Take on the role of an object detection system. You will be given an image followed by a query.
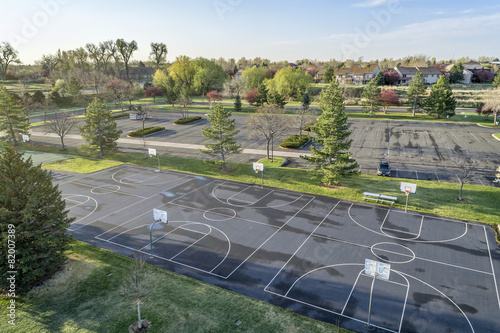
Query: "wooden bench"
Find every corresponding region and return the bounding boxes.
[363,192,397,205]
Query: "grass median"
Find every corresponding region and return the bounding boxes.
[0,241,346,333]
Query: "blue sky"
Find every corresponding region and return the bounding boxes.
[1,0,499,64]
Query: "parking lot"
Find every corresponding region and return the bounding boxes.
[30,111,500,186]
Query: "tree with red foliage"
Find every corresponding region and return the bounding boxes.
[473,70,494,83]
[206,90,222,109]
[267,68,278,78]
[476,103,493,119]
[384,70,400,85]
[245,87,258,105]
[144,86,163,103]
[380,89,400,114]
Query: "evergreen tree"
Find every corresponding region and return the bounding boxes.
[66,76,83,97]
[79,98,122,156]
[254,82,268,107]
[373,70,385,86]
[0,146,74,293]
[406,71,427,116]
[323,66,334,83]
[424,76,456,119]
[234,94,242,112]
[297,92,313,140]
[449,63,465,83]
[0,85,28,146]
[361,79,382,114]
[301,91,311,110]
[199,103,242,171]
[302,78,358,185]
[493,74,500,88]
[267,91,287,108]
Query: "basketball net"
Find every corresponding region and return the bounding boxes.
[404,187,411,195]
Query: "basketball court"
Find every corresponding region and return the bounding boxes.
[56,164,500,333]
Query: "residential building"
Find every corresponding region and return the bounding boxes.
[394,66,442,85]
[332,63,379,85]
[120,67,155,81]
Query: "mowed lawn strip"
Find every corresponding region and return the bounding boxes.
[0,241,347,333]
[43,157,123,173]
[22,144,500,228]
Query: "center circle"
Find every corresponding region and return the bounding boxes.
[91,184,120,194]
[203,207,237,221]
[371,242,416,264]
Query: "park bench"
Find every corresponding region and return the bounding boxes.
[363,192,397,205]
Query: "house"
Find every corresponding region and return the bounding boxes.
[394,66,442,85]
[314,69,325,83]
[444,62,489,72]
[120,67,155,81]
[235,70,243,80]
[333,63,379,85]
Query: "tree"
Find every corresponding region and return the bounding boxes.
[297,92,314,139]
[0,86,28,146]
[267,91,287,108]
[451,153,475,201]
[66,76,83,98]
[199,103,242,171]
[53,79,66,97]
[245,87,258,105]
[0,146,74,294]
[380,89,400,114]
[47,111,76,150]
[144,86,163,103]
[105,78,130,111]
[149,42,167,70]
[242,66,268,89]
[254,83,268,107]
[268,67,312,100]
[373,70,385,86]
[206,90,222,109]
[115,39,138,81]
[484,89,500,126]
[384,70,400,85]
[168,56,196,89]
[0,42,20,80]
[234,94,242,112]
[361,79,382,114]
[223,77,247,98]
[79,98,122,156]
[406,71,427,117]
[40,98,56,122]
[476,103,493,119]
[86,70,109,94]
[424,76,456,119]
[449,63,465,84]
[176,94,193,119]
[473,69,494,83]
[323,66,334,83]
[301,79,358,186]
[193,58,227,95]
[493,74,500,88]
[247,105,290,159]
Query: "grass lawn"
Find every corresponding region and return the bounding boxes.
[493,133,500,140]
[43,157,123,173]
[257,157,286,167]
[0,241,346,333]
[20,144,500,231]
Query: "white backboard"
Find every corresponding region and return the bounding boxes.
[253,162,264,172]
[22,134,30,142]
[365,259,390,281]
[148,148,157,157]
[400,182,417,194]
[153,208,167,223]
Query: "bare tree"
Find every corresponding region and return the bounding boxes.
[223,77,247,98]
[0,42,20,79]
[484,89,500,126]
[116,39,138,81]
[47,112,76,150]
[451,153,475,201]
[149,42,167,71]
[247,105,290,159]
[120,253,151,332]
[40,98,56,122]
[176,95,193,119]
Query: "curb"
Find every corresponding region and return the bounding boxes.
[127,129,167,138]
[279,139,311,150]
[492,134,500,142]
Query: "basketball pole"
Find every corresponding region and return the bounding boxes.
[156,154,161,172]
[261,169,264,188]
[405,191,409,213]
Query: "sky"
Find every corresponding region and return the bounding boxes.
[1,0,500,65]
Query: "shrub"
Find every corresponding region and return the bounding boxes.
[173,116,202,124]
[280,134,311,149]
[128,126,165,137]
[302,120,317,132]
[111,113,130,119]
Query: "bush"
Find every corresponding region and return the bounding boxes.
[111,113,130,119]
[302,120,317,132]
[280,134,311,149]
[128,126,165,137]
[173,116,202,124]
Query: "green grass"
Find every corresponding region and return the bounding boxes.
[0,241,347,333]
[128,126,165,137]
[257,157,286,167]
[172,116,202,124]
[493,133,500,140]
[22,144,500,230]
[43,157,123,173]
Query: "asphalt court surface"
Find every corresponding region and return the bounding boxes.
[57,164,500,333]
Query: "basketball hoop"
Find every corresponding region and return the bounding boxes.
[404,186,411,195]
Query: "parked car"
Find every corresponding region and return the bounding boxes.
[377,161,391,176]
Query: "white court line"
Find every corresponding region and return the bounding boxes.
[264,201,339,290]
[341,270,363,314]
[263,289,398,333]
[70,180,148,199]
[170,226,212,260]
[435,172,440,182]
[469,131,480,142]
[137,223,210,252]
[168,180,218,205]
[227,196,316,279]
[54,163,125,187]
[415,170,418,180]
[475,175,485,186]
[382,226,419,236]
[226,185,252,202]
[93,176,196,239]
[484,226,500,312]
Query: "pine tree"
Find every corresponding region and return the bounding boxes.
[323,66,334,83]
[406,71,427,116]
[254,83,268,107]
[199,103,242,171]
[361,79,382,115]
[424,76,456,119]
[493,74,500,88]
[0,85,29,146]
[79,97,122,156]
[449,63,465,83]
[234,94,242,112]
[267,91,287,108]
[301,91,311,109]
[0,146,74,293]
[373,70,385,86]
[302,78,358,186]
